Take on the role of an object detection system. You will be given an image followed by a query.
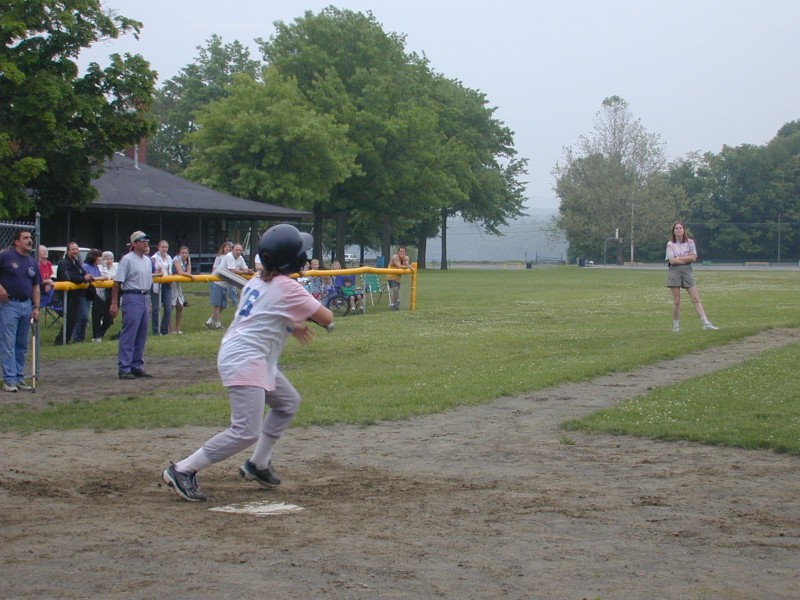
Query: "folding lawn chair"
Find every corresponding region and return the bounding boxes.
[361,273,386,307]
[43,291,64,330]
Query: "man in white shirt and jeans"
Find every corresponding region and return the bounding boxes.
[222,243,254,305]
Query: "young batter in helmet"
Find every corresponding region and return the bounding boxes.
[163,224,333,501]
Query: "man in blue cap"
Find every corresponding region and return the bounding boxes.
[110,231,154,379]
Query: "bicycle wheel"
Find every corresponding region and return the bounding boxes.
[328,295,350,317]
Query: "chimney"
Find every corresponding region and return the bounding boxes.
[123,139,147,166]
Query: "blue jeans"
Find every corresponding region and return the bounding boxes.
[151,284,172,335]
[72,294,90,342]
[0,299,33,385]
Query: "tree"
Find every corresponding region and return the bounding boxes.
[183,70,358,210]
[260,8,528,265]
[553,96,677,263]
[424,76,527,269]
[1,0,157,218]
[261,8,442,262]
[676,122,800,261]
[148,35,261,173]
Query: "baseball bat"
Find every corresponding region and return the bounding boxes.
[213,267,335,332]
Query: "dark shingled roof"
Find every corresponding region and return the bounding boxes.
[90,154,310,219]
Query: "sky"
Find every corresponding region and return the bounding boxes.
[79,0,800,214]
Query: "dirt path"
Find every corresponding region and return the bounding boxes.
[2,329,800,599]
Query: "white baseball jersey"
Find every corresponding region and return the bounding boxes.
[217,274,321,391]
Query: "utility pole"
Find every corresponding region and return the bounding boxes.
[629,201,635,263]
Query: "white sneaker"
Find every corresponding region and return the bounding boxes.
[205,318,216,330]
[16,381,32,391]
[3,383,18,393]
[703,322,719,330]
[672,324,680,333]
[214,320,223,329]
[92,338,102,343]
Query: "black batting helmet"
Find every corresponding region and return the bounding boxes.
[257,223,313,275]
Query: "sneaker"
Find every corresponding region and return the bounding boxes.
[214,320,223,330]
[16,381,32,391]
[205,318,216,330]
[703,322,719,330]
[672,324,680,333]
[239,460,281,487]
[92,338,102,343]
[3,383,18,393]
[131,370,153,378]
[118,372,136,380]
[162,464,207,502]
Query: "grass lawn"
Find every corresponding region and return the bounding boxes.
[4,267,800,453]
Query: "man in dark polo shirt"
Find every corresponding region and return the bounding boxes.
[0,229,41,392]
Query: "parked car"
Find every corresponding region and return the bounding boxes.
[344,253,357,264]
[48,246,91,278]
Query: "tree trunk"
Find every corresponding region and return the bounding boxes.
[312,203,324,261]
[440,208,449,270]
[336,210,347,263]
[416,232,427,270]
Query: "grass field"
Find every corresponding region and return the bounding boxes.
[5,267,800,453]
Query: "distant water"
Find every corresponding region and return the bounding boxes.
[425,211,567,262]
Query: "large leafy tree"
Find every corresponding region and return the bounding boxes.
[553,96,679,263]
[260,8,528,265]
[674,121,800,261]
[427,76,527,268]
[148,35,261,173]
[1,0,156,218]
[260,7,441,261]
[184,70,358,210]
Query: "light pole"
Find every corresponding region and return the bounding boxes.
[629,201,635,263]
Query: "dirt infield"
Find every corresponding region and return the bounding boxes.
[2,329,800,599]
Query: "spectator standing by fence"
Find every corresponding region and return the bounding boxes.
[0,229,41,392]
[171,246,195,334]
[37,245,55,309]
[55,242,93,344]
[111,231,154,380]
[96,251,118,340]
[207,241,232,330]
[150,240,173,336]
[223,243,254,305]
[387,246,413,311]
[83,249,111,342]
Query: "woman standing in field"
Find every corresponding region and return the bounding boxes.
[665,221,718,333]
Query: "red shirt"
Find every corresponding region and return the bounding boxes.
[39,259,53,282]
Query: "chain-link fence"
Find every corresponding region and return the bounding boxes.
[0,213,39,250]
[0,213,41,384]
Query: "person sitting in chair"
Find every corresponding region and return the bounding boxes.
[338,276,364,314]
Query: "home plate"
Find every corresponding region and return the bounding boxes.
[209,501,304,516]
